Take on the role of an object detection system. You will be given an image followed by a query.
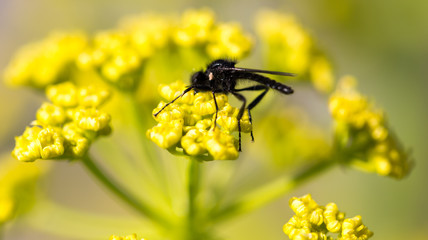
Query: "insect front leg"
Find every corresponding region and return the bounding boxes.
[234,85,269,142]
[154,87,193,117]
[212,91,219,130]
[231,91,247,152]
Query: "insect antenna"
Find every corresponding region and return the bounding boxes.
[154,86,193,117]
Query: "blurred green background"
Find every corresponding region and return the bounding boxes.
[0,0,427,239]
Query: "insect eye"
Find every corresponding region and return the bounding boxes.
[191,71,207,85]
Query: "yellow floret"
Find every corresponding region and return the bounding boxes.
[12,126,42,162]
[3,32,87,88]
[216,103,252,133]
[340,215,373,240]
[36,102,67,126]
[181,128,207,156]
[73,108,111,132]
[174,8,216,46]
[37,127,65,159]
[204,129,239,160]
[46,81,79,107]
[206,23,253,59]
[78,84,111,107]
[146,120,184,149]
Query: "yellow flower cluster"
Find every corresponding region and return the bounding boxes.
[255,10,334,93]
[173,8,253,59]
[4,32,87,88]
[3,9,253,92]
[284,194,373,240]
[12,82,111,162]
[110,233,145,240]
[147,80,252,160]
[329,76,412,179]
[0,155,45,225]
[77,8,251,90]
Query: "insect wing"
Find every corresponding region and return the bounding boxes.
[222,67,296,77]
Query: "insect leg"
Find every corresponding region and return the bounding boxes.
[234,85,268,142]
[154,87,193,117]
[231,92,247,151]
[212,91,219,130]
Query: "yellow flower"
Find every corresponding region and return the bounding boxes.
[38,127,65,159]
[216,103,252,133]
[206,23,253,59]
[36,102,67,126]
[158,81,195,104]
[12,126,65,161]
[173,8,216,46]
[340,216,373,240]
[73,108,111,132]
[62,123,91,157]
[147,80,246,160]
[329,76,412,179]
[12,126,43,162]
[181,128,208,156]
[204,128,239,160]
[192,92,228,116]
[77,31,142,90]
[324,203,345,233]
[12,81,112,162]
[289,194,320,220]
[78,84,111,107]
[255,10,334,93]
[284,194,373,240]
[46,81,79,107]
[146,120,184,149]
[119,13,171,56]
[3,32,87,88]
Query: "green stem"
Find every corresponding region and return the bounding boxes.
[81,154,171,227]
[211,159,335,222]
[186,158,201,239]
[188,158,200,221]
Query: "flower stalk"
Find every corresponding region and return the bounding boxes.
[81,154,172,228]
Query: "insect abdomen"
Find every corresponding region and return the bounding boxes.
[238,72,293,94]
[269,80,293,94]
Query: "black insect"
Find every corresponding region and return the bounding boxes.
[154,59,295,151]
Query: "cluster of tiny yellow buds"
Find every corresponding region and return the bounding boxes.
[119,14,171,54]
[109,233,145,240]
[76,31,142,89]
[173,8,216,46]
[206,23,253,59]
[147,80,251,160]
[173,9,253,59]
[255,10,334,93]
[3,32,87,89]
[12,82,112,162]
[284,194,373,240]
[329,76,412,179]
[0,155,45,225]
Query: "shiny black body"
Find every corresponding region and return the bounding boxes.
[154,59,294,151]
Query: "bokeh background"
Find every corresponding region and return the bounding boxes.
[0,0,427,239]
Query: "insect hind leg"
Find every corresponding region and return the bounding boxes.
[235,85,269,142]
[231,91,247,152]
